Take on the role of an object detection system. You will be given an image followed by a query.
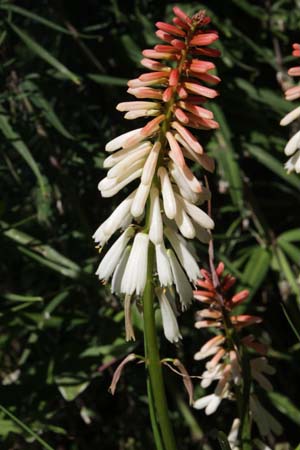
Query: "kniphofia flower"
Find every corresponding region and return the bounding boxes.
[193,263,282,442]
[280,43,300,173]
[94,7,221,341]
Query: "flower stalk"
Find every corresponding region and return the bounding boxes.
[143,242,178,450]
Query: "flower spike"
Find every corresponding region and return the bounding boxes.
[94,6,221,341]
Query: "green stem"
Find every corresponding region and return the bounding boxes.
[143,242,178,450]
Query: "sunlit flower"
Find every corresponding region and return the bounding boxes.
[280,43,300,173]
[94,6,221,340]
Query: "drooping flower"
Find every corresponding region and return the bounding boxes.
[280,43,300,173]
[94,7,221,341]
[193,262,281,443]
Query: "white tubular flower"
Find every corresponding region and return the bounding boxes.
[157,166,177,219]
[156,287,182,343]
[96,227,135,281]
[155,243,173,287]
[165,227,200,282]
[103,141,152,168]
[168,249,193,309]
[121,233,149,296]
[227,418,240,450]
[111,246,131,294]
[174,195,196,239]
[131,183,151,218]
[93,190,136,245]
[149,187,163,244]
[105,128,143,152]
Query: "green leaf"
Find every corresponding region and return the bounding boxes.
[0,105,46,195]
[21,80,74,139]
[241,247,271,297]
[210,104,244,209]
[2,293,43,302]
[9,23,80,84]
[88,73,128,86]
[275,247,300,299]
[278,228,300,243]
[0,404,55,450]
[278,239,300,267]
[246,145,300,191]
[1,4,72,34]
[267,391,300,425]
[216,431,232,450]
[56,376,90,401]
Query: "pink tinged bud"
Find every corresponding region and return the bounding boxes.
[168,249,193,310]
[127,77,168,88]
[140,58,170,72]
[131,183,151,217]
[149,187,163,244]
[103,141,152,168]
[174,107,189,124]
[154,44,179,54]
[124,294,135,341]
[180,196,214,229]
[169,68,179,86]
[189,60,215,73]
[192,47,221,57]
[176,84,188,98]
[124,109,160,120]
[288,66,300,76]
[162,86,174,102]
[201,334,225,354]
[155,30,173,43]
[175,134,215,172]
[139,71,168,81]
[141,114,165,136]
[280,106,300,126]
[292,43,300,56]
[141,141,161,185]
[190,32,218,46]
[173,6,192,25]
[222,275,236,291]
[231,315,263,327]
[165,227,200,282]
[174,196,196,239]
[178,101,213,119]
[285,85,300,101]
[184,82,219,98]
[197,309,222,319]
[171,121,203,154]
[127,87,163,100]
[116,101,160,112]
[231,289,249,305]
[142,49,177,60]
[105,128,142,152]
[121,232,149,296]
[166,131,185,168]
[157,166,177,219]
[109,353,137,395]
[155,21,186,37]
[191,71,221,85]
[206,348,226,369]
[156,287,182,343]
[172,17,189,31]
[171,39,186,50]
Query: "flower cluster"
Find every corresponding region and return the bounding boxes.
[193,263,282,442]
[280,43,300,173]
[94,7,221,341]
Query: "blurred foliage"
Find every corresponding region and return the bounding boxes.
[0,0,300,449]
